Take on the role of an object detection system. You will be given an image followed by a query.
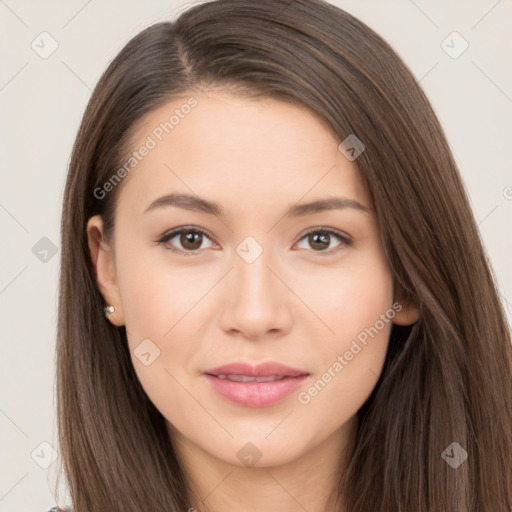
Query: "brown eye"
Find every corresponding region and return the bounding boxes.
[295,229,352,254]
[157,227,215,254]
[308,232,330,251]
[180,231,204,250]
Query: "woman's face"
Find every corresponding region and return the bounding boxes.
[88,90,417,469]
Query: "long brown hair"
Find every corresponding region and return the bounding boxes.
[56,0,512,510]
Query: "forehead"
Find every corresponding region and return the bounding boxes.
[116,91,370,215]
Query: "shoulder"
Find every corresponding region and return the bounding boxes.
[46,507,72,512]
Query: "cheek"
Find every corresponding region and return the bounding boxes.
[293,251,394,412]
[289,249,394,342]
[114,248,203,414]
[115,242,208,342]
[115,243,215,401]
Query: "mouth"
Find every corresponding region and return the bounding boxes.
[213,374,292,382]
[204,362,309,408]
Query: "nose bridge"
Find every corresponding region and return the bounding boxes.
[234,234,278,305]
[220,234,292,338]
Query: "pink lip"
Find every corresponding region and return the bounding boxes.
[204,362,309,408]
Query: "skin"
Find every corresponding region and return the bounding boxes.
[87,90,419,512]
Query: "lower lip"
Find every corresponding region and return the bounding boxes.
[204,374,309,407]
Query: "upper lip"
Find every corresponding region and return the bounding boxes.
[205,362,309,378]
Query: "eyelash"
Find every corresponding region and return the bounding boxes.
[156,226,353,257]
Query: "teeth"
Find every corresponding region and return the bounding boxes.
[215,374,286,382]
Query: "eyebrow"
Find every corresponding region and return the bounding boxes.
[143,193,370,218]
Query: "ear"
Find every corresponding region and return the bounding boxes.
[392,290,420,326]
[86,215,125,327]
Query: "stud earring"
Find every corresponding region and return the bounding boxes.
[104,305,115,316]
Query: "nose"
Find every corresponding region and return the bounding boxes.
[219,242,293,341]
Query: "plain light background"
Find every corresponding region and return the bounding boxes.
[1,0,511,510]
